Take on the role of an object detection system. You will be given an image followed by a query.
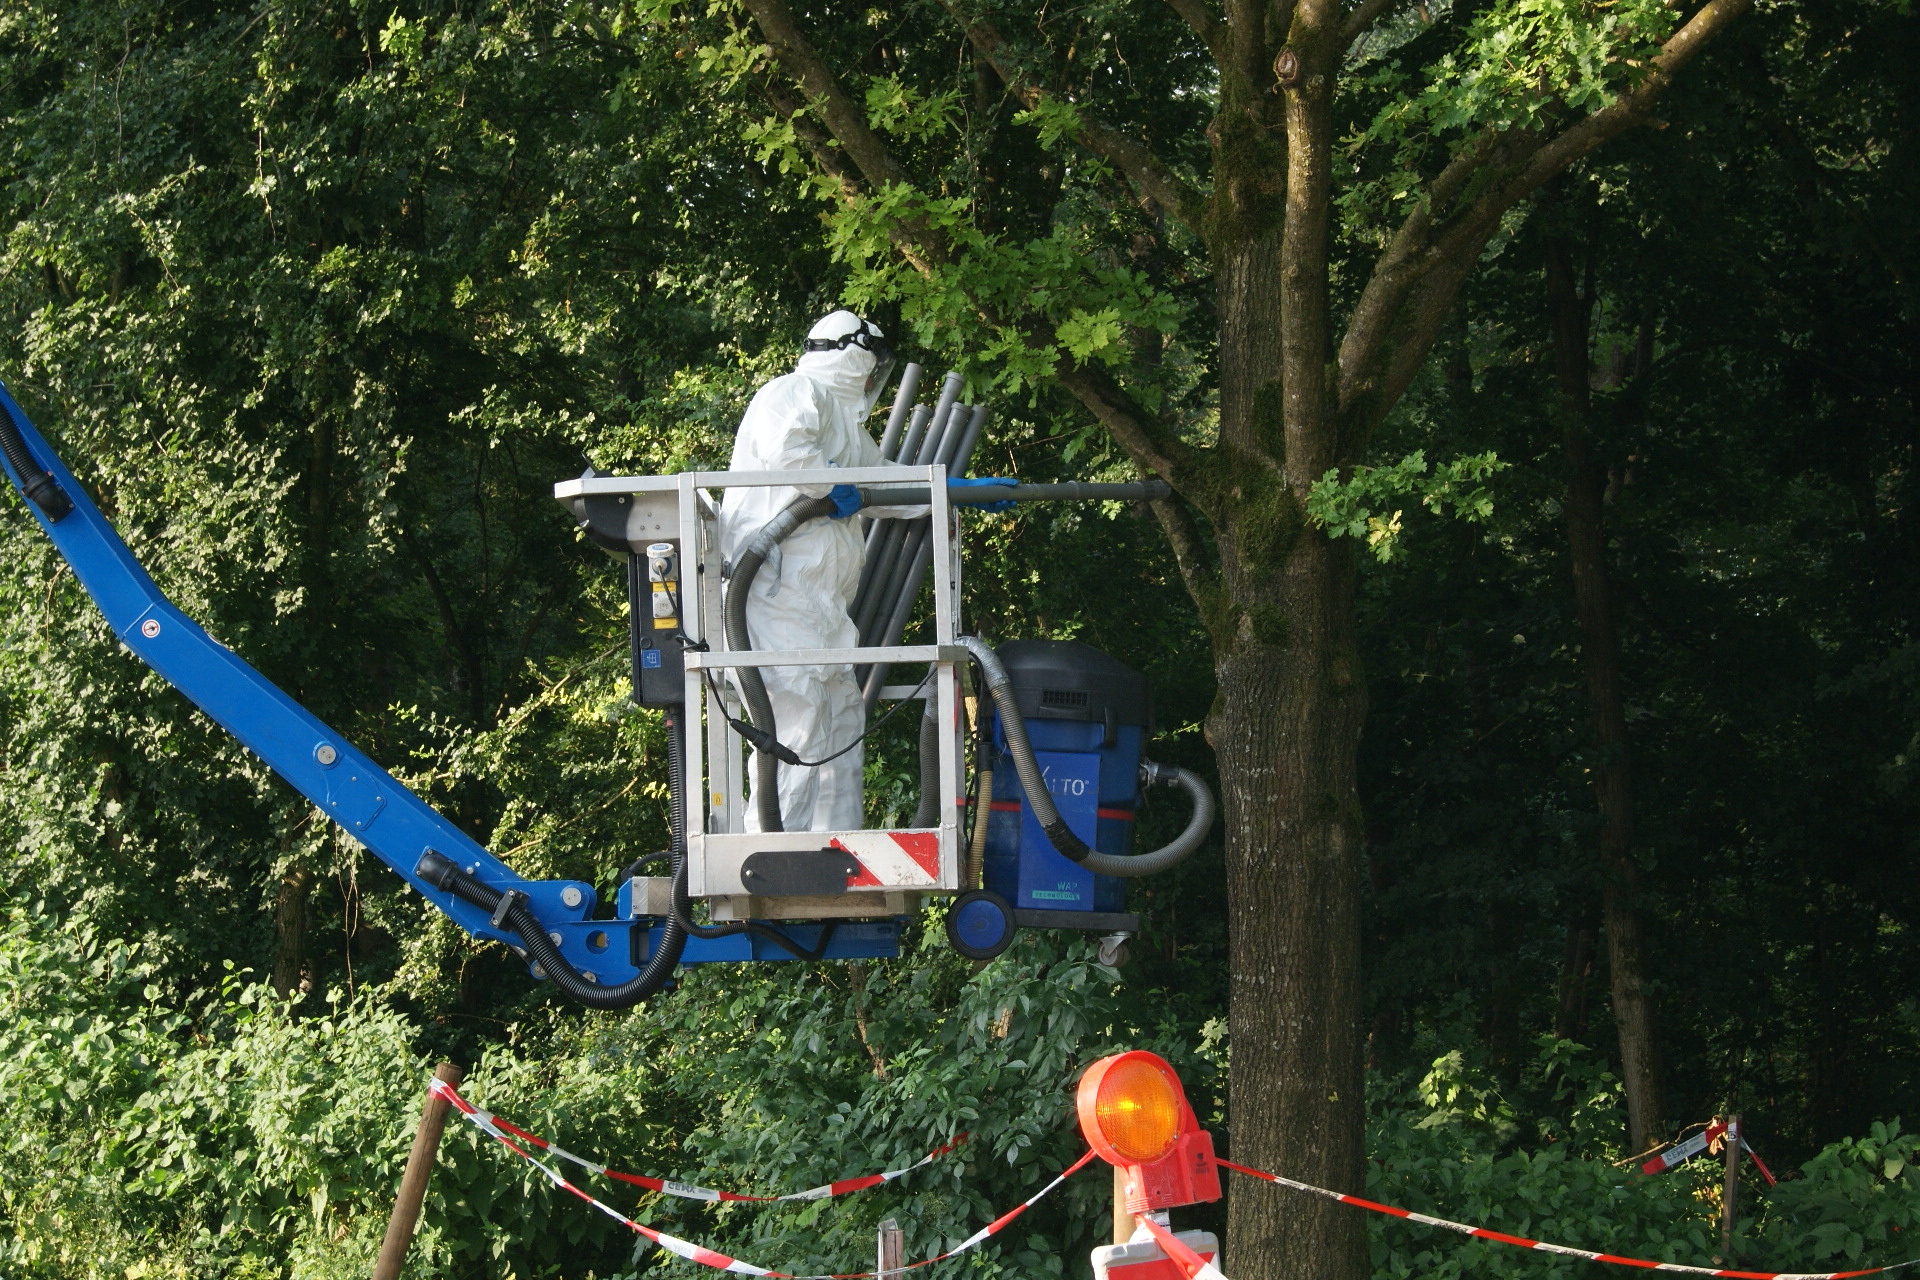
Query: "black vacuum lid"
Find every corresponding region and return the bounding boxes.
[994,639,1152,730]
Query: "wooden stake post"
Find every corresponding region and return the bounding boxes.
[374,1062,463,1280]
[1113,1166,1132,1244]
[1719,1113,1742,1258]
[877,1218,905,1280]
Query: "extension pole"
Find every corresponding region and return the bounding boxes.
[1719,1113,1742,1258]
[373,1062,463,1280]
[878,1217,905,1280]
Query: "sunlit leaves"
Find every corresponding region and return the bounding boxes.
[1307,449,1508,561]
[1340,0,1677,234]
[1012,97,1084,152]
[865,78,961,143]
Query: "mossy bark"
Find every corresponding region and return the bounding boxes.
[1200,17,1368,1278]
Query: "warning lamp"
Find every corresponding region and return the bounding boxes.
[1076,1051,1222,1214]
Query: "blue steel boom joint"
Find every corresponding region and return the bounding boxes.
[0,349,1214,1010]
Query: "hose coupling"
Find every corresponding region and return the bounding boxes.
[1140,760,1182,787]
[490,887,529,929]
[415,849,464,892]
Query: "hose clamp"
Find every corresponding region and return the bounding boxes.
[490,887,529,929]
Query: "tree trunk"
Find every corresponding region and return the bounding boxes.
[726,4,1749,1270]
[1212,538,1368,1280]
[270,863,315,998]
[1210,200,1367,1279]
[1554,915,1597,1042]
[1545,235,1664,1150]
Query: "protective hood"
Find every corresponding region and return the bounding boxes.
[796,310,893,420]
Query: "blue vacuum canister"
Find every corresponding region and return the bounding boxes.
[982,639,1149,926]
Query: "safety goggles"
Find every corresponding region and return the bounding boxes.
[803,317,897,397]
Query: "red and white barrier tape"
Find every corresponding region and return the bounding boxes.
[1208,1158,1920,1280]
[430,1078,963,1203]
[1137,1213,1229,1280]
[437,1077,1095,1277]
[430,1077,1905,1280]
[1643,1122,1778,1190]
[1743,1139,1778,1189]
[1643,1123,1729,1176]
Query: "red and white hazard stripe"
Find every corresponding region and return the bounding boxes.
[1136,1214,1229,1280]
[431,1078,962,1203]
[834,831,942,889]
[1643,1124,1728,1176]
[440,1080,1096,1280]
[1211,1157,1920,1280]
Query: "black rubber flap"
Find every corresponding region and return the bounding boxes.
[994,639,1151,728]
[741,848,858,896]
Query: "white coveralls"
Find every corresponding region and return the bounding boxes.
[717,312,922,832]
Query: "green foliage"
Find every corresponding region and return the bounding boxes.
[1307,450,1508,561]
[0,902,694,1276]
[1340,0,1676,232]
[1,0,1919,1275]
[1367,1040,1920,1280]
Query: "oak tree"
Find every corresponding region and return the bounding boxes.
[646,0,1756,1271]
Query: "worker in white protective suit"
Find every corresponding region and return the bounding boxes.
[717,311,922,832]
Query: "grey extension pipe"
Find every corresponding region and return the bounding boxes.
[855,479,1173,509]
[956,636,1214,878]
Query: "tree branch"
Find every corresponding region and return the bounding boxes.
[1276,0,1342,483]
[1056,363,1196,481]
[1225,0,1268,82]
[741,0,949,273]
[1336,0,1753,441]
[1164,0,1228,61]
[1340,0,1406,49]
[1150,493,1221,606]
[741,0,910,193]
[744,0,1210,575]
[1056,362,1222,598]
[947,5,1208,229]
[760,77,863,203]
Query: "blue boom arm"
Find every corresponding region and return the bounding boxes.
[0,378,893,1005]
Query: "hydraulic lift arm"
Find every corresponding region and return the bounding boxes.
[0,377,667,1000]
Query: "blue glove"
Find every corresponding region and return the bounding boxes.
[827,483,863,519]
[950,477,1017,513]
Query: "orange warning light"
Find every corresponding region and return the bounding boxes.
[1076,1051,1222,1214]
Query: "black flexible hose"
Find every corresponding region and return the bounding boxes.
[958,636,1216,877]
[911,698,941,828]
[660,704,840,962]
[0,399,74,522]
[412,706,698,1009]
[668,857,840,961]
[415,843,686,1011]
[958,636,1091,862]
[723,494,837,831]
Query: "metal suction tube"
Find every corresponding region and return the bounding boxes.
[855,479,1174,509]
[956,636,1214,878]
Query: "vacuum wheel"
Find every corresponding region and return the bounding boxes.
[945,890,1016,961]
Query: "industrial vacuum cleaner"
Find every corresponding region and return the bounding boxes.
[0,361,1213,1009]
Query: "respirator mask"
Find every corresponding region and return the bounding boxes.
[803,317,896,419]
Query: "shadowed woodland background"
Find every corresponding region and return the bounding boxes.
[3,0,1920,1276]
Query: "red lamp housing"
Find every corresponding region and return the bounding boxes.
[1076,1051,1222,1214]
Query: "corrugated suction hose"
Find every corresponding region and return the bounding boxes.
[724,494,837,832]
[957,636,1214,878]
